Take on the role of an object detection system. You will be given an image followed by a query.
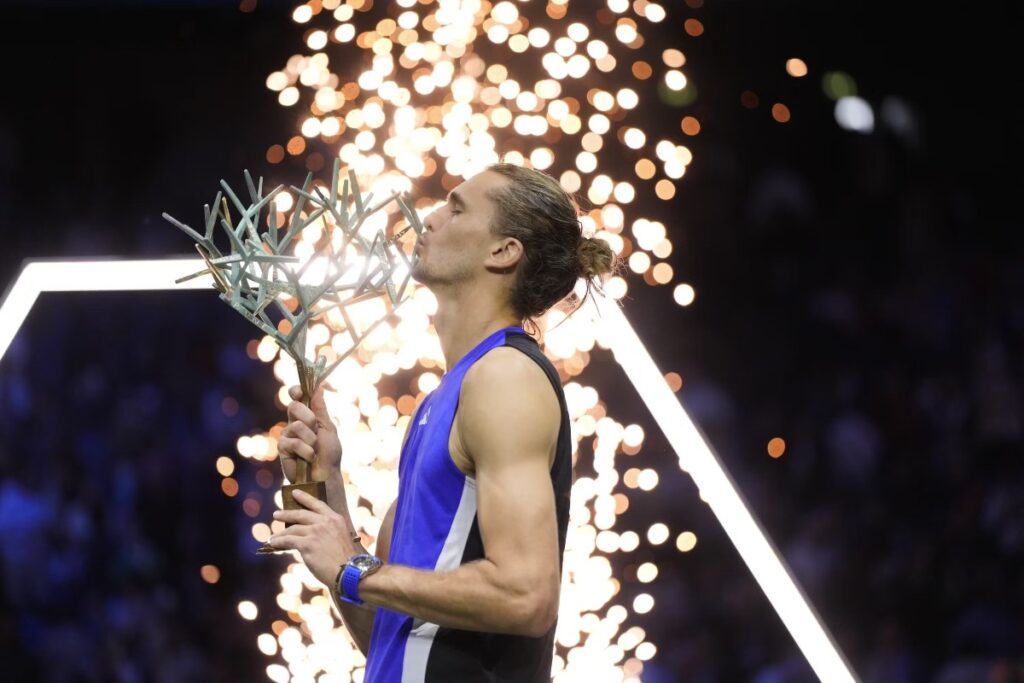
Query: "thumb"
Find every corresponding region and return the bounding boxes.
[288,385,303,402]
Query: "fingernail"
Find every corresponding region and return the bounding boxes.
[272,511,281,519]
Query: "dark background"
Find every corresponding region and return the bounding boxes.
[1,1,1022,681]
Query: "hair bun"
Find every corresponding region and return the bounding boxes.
[577,236,616,280]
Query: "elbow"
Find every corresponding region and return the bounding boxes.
[512,591,559,638]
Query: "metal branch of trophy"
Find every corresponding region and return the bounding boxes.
[163,159,423,553]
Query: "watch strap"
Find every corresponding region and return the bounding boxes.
[340,562,364,605]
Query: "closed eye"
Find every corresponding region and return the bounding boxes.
[447,190,466,214]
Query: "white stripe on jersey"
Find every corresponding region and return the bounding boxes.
[400,476,478,682]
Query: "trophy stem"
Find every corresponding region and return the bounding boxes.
[294,456,310,484]
[257,371,324,555]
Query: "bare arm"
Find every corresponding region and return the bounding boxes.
[357,348,563,637]
[330,500,395,654]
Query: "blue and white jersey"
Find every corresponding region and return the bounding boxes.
[364,326,572,683]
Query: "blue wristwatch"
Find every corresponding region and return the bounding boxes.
[338,553,383,605]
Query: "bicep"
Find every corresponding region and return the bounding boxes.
[474,443,560,580]
[459,353,562,586]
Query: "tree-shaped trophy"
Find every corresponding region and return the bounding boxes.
[163,160,422,553]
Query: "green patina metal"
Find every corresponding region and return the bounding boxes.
[164,159,424,403]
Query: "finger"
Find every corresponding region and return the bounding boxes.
[267,534,303,551]
[308,386,336,433]
[273,509,319,525]
[291,489,333,513]
[284,420,318,447]
[278,436,315,463]
[287,400,317,429]
[278,436,314,462]
[269,522,310,536]
[287,385,336,433]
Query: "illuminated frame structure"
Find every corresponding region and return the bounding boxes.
[0,257,858,682]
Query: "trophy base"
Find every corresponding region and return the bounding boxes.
[256,480,329,555]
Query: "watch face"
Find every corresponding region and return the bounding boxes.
[350,554,381,571]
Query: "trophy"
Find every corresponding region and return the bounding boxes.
[163,160,423,553]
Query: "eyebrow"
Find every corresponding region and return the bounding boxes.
[447,190,466,209]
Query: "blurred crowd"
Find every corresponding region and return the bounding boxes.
[631,136,1024,680]
[0,293,278,681]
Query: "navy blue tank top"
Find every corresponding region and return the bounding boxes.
[364,326,572,682]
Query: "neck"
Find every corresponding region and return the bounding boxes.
[431,285,521,371]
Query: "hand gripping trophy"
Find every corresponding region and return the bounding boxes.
[163,160,422,553]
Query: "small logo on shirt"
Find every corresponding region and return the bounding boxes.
[418,405,432,426]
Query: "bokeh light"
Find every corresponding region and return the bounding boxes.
[771,102,792,123]
[676,531,698,552]
[200,564,221,584]
[786,57,808,77]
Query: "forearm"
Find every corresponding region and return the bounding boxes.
[358,560,555,638]
[280,469,370,649]
[320,473,379,650]
[332,580,377,654]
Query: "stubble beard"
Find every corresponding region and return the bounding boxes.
[410,254,475,291]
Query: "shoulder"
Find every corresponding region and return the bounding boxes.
[456,346,560,467]
[462,345,554,400]
[457,346,560,441]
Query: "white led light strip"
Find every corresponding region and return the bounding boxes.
[0,258,857,682]
[584,294,857,682]
[0,259,213,362]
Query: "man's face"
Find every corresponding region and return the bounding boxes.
[411,170,510,287]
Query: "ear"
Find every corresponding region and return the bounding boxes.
[485,236,523,273]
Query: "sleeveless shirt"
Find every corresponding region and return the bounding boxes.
[364,326,573,682]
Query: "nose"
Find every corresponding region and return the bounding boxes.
[423,208,440,233]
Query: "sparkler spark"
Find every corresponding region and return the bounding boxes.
[255,2,694,678]
[248,1,854,681]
